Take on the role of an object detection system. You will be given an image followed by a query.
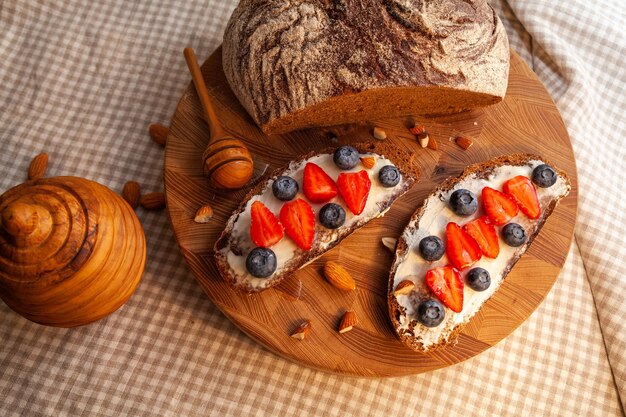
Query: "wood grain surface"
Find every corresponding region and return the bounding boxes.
[164,48,578,376]
[0,177,146,327]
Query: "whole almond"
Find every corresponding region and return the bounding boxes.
[194,204,214,223]
[290,320,312,340]
[409,124,426,135]
[323,261,356,291]
[338,310,357,334]
[122,181,141,209]
[381,237,397,253]
[394,280,416,296]
[28,153,48,180]
[427,135,439,150]
[455,135,474,150]
[149,123,169,146]
[140,192,166,210]
[360,156,376,169]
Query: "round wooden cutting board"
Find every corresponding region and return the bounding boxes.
[164,47,578,377]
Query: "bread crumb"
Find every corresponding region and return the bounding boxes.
[373,127,387,140]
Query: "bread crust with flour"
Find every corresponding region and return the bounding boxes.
[222,0,510,134]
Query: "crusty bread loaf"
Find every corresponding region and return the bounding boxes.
[388,154,570,352]
[214,142,419,293]
[222,0,510,135]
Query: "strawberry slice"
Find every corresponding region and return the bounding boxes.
[250,201,284,247]
[303,163,338,203]
[482,186,519,226]
[445,222,482,270]
[279,198,315,250]
[425,266,464,313]
[463,216,500,258]
[337,170,371,215]
[504,176,541,220]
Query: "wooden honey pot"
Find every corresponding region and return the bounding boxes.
[0,176,146,327]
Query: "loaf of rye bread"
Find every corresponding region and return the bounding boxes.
[388,154,571,352]
[215,142,419,293]
[222,0,510,135]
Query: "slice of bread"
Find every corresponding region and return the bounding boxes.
[388,154,570,352]
[215,142,420,293]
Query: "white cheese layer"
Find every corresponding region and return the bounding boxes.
[393,160,569,349]
[221,152,406,290]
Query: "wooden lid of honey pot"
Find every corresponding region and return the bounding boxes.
[0,176,146,327]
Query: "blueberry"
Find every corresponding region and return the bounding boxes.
[417,299,445,327]
[246,247,277,278]
[449,189,478,216]
[272,176,299,201]
[333,146,359,170]
[419,236,445,261]
[532,164,557,188]
[319,203,346,229]
[467,267,491,292]
[378,165,401,187]
[502,223,527,247]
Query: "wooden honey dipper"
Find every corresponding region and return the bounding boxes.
[184,47,254,190]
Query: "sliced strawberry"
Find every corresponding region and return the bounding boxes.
[425,266,464,313]
[302,163,338,203]
[482,186,519,226]
[250,201,284,247]
[503,176,541,220]
[445,222,482,270]
[279,198,315,251]
[337,170,371,215]
[463,216,500,258]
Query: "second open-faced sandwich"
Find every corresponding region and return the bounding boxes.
[388,154,570,352]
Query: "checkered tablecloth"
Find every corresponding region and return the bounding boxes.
[1,1,624,415]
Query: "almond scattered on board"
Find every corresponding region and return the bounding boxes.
[416,131,429,148]
[455,135,474,150]
[427,135,439,150]
[149,123,169,146]
[381,237,397,253]
[122,181,141,209]
[394,280,416,296]
[372,127,387,140]
[28,153,48,180]
[290,320,312,340]
[338,310,357,334]
[409,124,425,135]
[323,261,356,291]
[360,156,376,169]
[194,204,214,223]
[140,192,166,210]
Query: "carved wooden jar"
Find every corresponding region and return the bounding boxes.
[0,176,146,327]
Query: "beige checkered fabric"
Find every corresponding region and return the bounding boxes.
[0,1,624,416]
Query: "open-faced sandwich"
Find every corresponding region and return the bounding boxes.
[215,143,420,292]
[388,154,570,352]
